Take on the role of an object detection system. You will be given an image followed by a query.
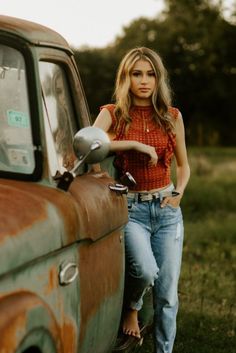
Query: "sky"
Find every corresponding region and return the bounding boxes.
[0,0,234,48]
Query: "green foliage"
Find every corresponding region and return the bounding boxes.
[162,1,236,145]
[73,0,236,145]
[73,48,119,118]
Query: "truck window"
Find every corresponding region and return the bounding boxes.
[39,62,78,177]
[0,44,35,174]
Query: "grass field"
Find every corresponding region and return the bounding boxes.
[140,147,236,353]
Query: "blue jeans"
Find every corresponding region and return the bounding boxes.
[124,185,184,353]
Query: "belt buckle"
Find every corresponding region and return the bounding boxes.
[138,193,152,202]
[152,192,160,200]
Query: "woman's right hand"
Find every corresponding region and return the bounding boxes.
[109,140,158,166]
[135,142,158,166]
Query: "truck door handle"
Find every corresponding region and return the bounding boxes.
[59,262,78,286]
[109,183,128,194]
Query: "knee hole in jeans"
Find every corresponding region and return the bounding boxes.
[129,261,158,286]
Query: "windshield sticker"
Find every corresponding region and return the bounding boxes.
[7,148,30,166]
[7,110,29,128]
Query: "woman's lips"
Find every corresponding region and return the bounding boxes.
[139,88,150,92]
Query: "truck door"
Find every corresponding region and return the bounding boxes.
[39,58,128,353]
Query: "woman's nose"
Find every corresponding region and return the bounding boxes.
[140,74,148,83]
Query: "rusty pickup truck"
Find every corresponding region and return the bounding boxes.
[0,15,153,353]
[0,14,129,353]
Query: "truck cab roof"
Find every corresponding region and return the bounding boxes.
[0,15,70,51]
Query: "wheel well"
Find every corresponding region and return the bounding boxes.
[23,347,41,353]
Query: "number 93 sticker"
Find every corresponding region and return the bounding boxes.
[7,110,29,128]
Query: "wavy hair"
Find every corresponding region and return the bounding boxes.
[113,47,174,132]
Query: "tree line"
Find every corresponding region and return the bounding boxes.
[73,0,236,146]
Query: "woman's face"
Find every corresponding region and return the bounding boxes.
[129,59,156,104]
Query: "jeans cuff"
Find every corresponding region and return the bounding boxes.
[129,299,143,311]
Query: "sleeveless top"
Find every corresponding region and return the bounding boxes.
[101,104,180,191]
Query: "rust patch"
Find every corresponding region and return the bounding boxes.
[69,173,128,240]
[0,291,62,352]
[0,183,47,239]
[43,265,58,296]
[61,318,77,353]
[0,15,69,48]
[23,182,79,244]
[0,173,128,245]
[0,179,79,245]
[0,308,25,352]
[78,230,124,344]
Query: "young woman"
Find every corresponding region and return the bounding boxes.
[93,47,190,353]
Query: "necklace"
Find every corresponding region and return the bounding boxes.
[144,117,150,132]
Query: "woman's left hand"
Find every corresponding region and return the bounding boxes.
[160,194,182,208]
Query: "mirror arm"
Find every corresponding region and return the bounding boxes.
[57,140,101,191]
[71,140,101,176]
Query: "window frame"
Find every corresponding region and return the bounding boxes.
[0,36,43,181]
[36,47,92,180]
[39,61,78,176]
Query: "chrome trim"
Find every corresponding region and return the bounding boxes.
[59,262,78,286]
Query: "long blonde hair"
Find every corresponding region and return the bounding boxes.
[113,47,174,132]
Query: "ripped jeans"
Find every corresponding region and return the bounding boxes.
[124,185,184,353]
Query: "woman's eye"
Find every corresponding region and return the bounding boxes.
[132,72,140,77]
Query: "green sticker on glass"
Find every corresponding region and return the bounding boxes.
[7,110,29,128]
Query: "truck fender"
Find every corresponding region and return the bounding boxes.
[0,291,63,353]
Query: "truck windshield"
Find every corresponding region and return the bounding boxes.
[0,44,35,174]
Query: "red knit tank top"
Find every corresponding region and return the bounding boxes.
[101,104,180,191]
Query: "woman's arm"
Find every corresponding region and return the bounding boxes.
[93,108,158,166]
[161,112,190,208]
[174,113,190,195]
[93,108,113,132]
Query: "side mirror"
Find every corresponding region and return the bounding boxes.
[57,126,110,191]
[73,126,110,164]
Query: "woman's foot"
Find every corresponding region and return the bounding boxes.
[122,309,141,339]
